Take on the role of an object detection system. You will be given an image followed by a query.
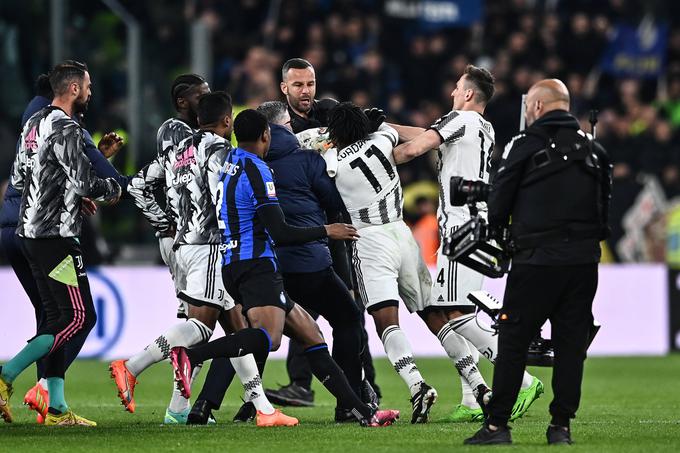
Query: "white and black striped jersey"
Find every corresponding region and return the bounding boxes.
[128,118,193,234]
[334,124,402,229]
[431,110,495,235]
[167,130,229,246]
[15,106,119,238]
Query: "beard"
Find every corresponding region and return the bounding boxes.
[74,96,90,114]
[292,97,312,113]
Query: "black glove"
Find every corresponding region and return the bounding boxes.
[364,108,386,133]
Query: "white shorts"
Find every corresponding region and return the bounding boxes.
[429,244,484,308]
[176,243,235,311]
[352,221,432,313]
[159,237,189,317]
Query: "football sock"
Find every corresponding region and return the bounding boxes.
[231,354,275,415]
[0,334,54,383]
[197,357,235,410]
[381,325,425,397]
[305,343,372,420]
[254,348,268,376]
[449,315,534,390]
[186,328,271,365]
[449,314,498,362]
[126,319,211,377]
[437,322,487,391]
[460,342,481,408]
[39,378,48,391]
[168,363,202,413]
[46,377,67,413]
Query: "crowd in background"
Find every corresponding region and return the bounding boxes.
[1,0,680,264]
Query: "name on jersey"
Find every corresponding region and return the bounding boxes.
[172,172,194,186]
[479,119,492,134]
[220,240,238,251]
[223,162,240,176]
[337,139,367,160]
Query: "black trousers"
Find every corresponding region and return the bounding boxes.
[1,228,90,379]
[487,263,598,428]
[19,237,97,379]
[283,267,364,399]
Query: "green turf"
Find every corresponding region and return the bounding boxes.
[2,356,679,452]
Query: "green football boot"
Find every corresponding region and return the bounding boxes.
[510,377,544,421]
[448,404,484,423]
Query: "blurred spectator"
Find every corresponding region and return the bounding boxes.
[411,196,439,267]
[2,0,680,263]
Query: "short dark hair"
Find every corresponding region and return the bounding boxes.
[49,60,88,96]
[281,58,313,81]
[35,74,54,99]
[234,109,269,143]
[171,73,206,110]
[197,91,233,126]
[327,102,370,149]
[464,65,495,104]
[256,101,289,124]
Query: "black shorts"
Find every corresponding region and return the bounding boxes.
[222,258,295,314]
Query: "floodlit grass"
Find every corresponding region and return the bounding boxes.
[3,356,680,452]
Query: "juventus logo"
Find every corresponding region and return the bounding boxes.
[74,255,84,270]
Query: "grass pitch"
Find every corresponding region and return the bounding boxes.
[2,355,680,452]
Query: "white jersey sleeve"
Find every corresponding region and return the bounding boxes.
[334,124,402,228]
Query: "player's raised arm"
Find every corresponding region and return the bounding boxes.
[387,122,426,142]
[392,128,442,165]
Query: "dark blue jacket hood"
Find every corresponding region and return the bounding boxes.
[266,124,300,161]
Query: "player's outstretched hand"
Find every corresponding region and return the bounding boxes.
[364,108,386,133]
[325,223,360,241]
[98,132,125,158]
[81,197,98,216]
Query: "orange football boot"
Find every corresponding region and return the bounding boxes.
[256,409,299,427]
[23,382,49,423]
[109,360,137,413]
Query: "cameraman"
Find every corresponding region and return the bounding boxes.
[465,79,611,445]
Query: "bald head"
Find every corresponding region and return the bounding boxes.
[525,78,570,126]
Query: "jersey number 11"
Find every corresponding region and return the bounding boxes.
[349,145,395,194]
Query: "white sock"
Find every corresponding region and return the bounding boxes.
[460,342,480,408]
[449,314,498,363]
[126,318,212,377]
[437,322,487,391]
[231,354,275,415]
[168,363,203,413]
[381,325,425,397]
[38,378,48,391]
[450,314,535,389]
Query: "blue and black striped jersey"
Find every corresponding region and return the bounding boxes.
[217,147,279,265]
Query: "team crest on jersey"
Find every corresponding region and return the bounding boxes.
[266,181,276,198]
